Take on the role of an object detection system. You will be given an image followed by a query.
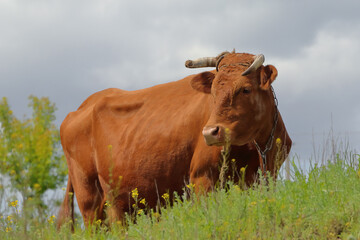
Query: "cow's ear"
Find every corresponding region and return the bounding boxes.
[259,65,278,90]
[190,71,215,93]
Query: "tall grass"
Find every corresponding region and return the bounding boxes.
[1,142,360,239]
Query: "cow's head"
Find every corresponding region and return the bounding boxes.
[186,51,278,146]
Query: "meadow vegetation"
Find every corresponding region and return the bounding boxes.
[0,97,359,239]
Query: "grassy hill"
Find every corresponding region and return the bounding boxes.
[1,155,360,239]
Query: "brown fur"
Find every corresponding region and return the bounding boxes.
[57,52,291,229]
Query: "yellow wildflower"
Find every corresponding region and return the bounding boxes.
[105,201,111,207]
[137,209,143,215]
[231,158,236,163]
[131,188,139,199]
[140,198,146,205]
[240,167,245,173]
[95,219,102,225]
[250,201,257,206]
[9,200,18,207]
[186,183,195,189]
[276,138,281,145]
[108,145,113,151]
[162,193,169,201]
[47,215,56,224]
[7,215,13,224]
[10,169,15,175]
[6,227,12,232]
[61,187,66,191]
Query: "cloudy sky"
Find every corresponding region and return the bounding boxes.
[1,0,359,161]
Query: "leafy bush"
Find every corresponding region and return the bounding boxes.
[0,96,67,217]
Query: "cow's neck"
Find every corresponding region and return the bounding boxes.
[253,86,286,173]
[254,106,289,174]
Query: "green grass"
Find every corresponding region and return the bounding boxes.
[1,156,360,239]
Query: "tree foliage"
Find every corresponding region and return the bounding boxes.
[0,96,67,210]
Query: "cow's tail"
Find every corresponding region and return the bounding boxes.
[57,175,74,232]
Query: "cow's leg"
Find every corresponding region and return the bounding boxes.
[190,175,216,194]
[190,140,220,194]
[97,176,127,225]
[104,197,127,225]
[69,167,105,227]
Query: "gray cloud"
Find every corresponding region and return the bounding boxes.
[0,0,359,160]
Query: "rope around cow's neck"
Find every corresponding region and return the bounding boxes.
[253,86,279,176]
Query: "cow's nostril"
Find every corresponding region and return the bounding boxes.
[211,126,220,136]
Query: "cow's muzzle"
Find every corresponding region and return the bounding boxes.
[202,125,225,146]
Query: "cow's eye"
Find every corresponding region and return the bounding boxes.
[243,87,251,94]
[234,87,251,96]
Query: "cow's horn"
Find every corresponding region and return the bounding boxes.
[185,57,217,68]
[241,54,265,76]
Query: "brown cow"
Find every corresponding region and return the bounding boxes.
[57,51,291,229]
